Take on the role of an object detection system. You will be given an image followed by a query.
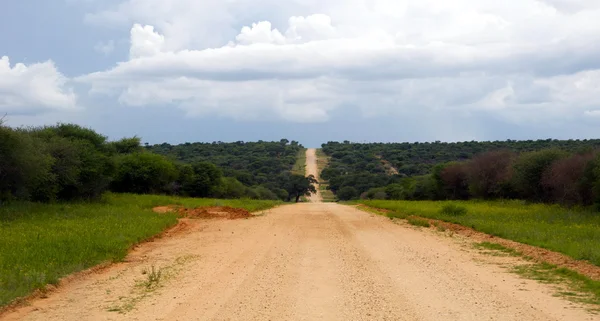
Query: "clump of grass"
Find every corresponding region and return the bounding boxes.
[513,263,600,306]
[440,204,468,216]
[141,266,162,289]
[474,242,520,256]
[407,217,431,228]
[386,212,408,220]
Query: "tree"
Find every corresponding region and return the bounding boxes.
[512,149,567,201]
[110,136,143,154]
[337,186,358,201]
[112,152,178,194]
[439,162,470,200]
[211,177,246,199]
[284,174,318,202]
[467,150,515,199]
[184,162,223,197]
[0,126,54,202]
[542,153,596,205]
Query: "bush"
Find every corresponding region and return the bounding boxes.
[211,177,246,199]
[512,149,568,201]
[439,162,470,200]
[407,217,431,227]
[366,187,387,200]
[467,150,516,199]
[112,152,178,194]
[440,204,468,216]
[541,153,596,205]
[337,186,358,201]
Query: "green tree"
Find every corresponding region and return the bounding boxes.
[0,126,54,202]
[185,162,223,197]
[110,136,143,154]
[337,186,358,201]
[512,149,567,201]
[284,174,318,202]
[112,152,178,194]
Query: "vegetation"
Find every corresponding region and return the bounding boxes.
[360,200,600,267]
[0,193,279,307]
[147,139,306,200]
[284,175,318,202]
[406,217,431,228]
[0,122,312,203]
[315,149,336,202]
[291,148,307,176]
[321,140,600,208]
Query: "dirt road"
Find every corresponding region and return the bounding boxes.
[305,148,322,202]
[3,150,598,321]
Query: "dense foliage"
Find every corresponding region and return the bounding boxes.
[147,139,307,200]
[0,123,309,203]
[321,140,600,207]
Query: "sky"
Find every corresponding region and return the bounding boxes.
[1,0,600,147]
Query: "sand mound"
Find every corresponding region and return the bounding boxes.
[153,205,252,220]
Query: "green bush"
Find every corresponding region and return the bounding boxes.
[440,204,468,216]
[407,217,431,227]
[112,152,179,194]
[337,186,358,201]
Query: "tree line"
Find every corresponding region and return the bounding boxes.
[321,140,600,207]
[1,122,314,204]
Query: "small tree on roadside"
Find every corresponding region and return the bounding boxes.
[284,174,318,202]
[337,186,358,201]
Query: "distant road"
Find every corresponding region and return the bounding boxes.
[305,148,323,203]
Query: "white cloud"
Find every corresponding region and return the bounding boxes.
[130,24,165,58]
[77,0,600,124]
[0,56,77,114]
[94,40,115,55]
[235,21,285,45]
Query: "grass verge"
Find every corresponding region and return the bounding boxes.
[315,149,336,202]
[291,148,307,176]
[474,242,600,308]
[0,193,279,307]
[406,217,431,227]
[360,200,600,267]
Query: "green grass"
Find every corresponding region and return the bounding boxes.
[291,148,307,176]
[406,217,430,228]
[0,193,280,307]
[514,263,600,307]
[474,242,520,257]
[472,242,600,307]
[360,200,600,267]
[315,149,336,202]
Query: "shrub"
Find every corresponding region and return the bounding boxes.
[440,204,468,216]
[467,150,516,199]
[512,149,568,201]
[337,186,358,201]
[407,217,431,227]
[440,163,470,200]
[541,153,596,205]
[112,153,178,194]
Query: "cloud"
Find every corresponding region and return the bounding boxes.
[94,40,115,55]
[130,24,165,58]
[0,56,77,114]
[75,0,600,124]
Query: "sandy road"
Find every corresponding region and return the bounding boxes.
[305,148,322,202]
[4,204,598,321]
[3,149,599,321]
